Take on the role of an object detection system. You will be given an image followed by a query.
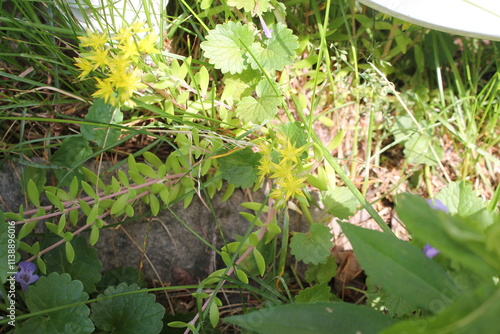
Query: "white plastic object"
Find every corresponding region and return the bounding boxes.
[358,0,500,41]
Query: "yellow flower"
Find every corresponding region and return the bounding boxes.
[74,57,93,79]
[78,30,108,49]
[277,138,306,165]
[138,33,160,54]
[274,174,307,201]
[87,47,110,69]
[92,77,117,106]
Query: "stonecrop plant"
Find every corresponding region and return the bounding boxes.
[1,0,500,333]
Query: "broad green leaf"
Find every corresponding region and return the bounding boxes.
[234,78,281,123]
[221,69,260,104]
[247,23,299,71]
[290,223,333,265]
[404,134,442,166]
[396,194,499,277]
[17,273,93,334]
[305,256,338,284]
[436,181,485,218]
[225,301,396,334]
[227,0,270,15]
[50,136,93,186]
[321,186,358,220]
[200,21,255,74]
[341,222,458,311]
[43,236,102,294]
[218,147,261,188]
[295,282,333,303]
[381,281,500,334]
[90,283,165,334]
[81,99,120,147]
[27,179,40,207]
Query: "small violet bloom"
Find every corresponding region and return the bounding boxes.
[259,16,273,38]
[423,244,440,259]
[426,198,449,213]
[15,261,39,292]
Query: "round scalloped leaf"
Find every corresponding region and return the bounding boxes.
[290,223,333,265]
[90,283,165,334]
[200,21,255,74]
[42,236,102,294]
[17,272,93,334]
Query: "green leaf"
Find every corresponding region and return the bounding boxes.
[381,281,500,334]
[235,79,281,124]
[340,222,458,311]
[90,283,165,334]
[27,179,40,207]
[247,23,299,71]
[50,136,93,186]
[45,190,65,212]
[137,163,159,179]
[65,241,75,263]
[81,181,98,201]
[290,223,333,264]
[209,301,220,328]
[149,193,160,216]
[43,236,102,294]
[90,224,100,246]
[111,194,129,215]
[395,194,499,278]
[321,186,358,220]
[142,152,164,169]
[18,221,37,240]
[201,21,255,74]
[295,282,333,303]
[436,181,485,218]
[253,248,266,276]
[69,176,79,199]
[225,301,396,333]
[227,0,270,15]
[96,267,147,291]
[404,134,443,166]
[17,273,93,334]
[235,268,249,284]
[81,98,121,147]
[218,147,261,188]
[305,256,338,284]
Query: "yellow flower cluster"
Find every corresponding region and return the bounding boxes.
[257,134,308,204]
[74,21,160,107]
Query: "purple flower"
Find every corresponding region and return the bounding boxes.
[423,244,440,258]
[426,199,449,213]
[15,261,39,292]
[259,16,273,38]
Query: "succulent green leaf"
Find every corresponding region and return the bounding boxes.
[137,162,159,179]
[200,21,255,74]
[65,241,75,263]
[27,179,40,207]
[17,273,93,334]
[209,301,220,328]
[290,223,333,264]
[142,151,164,169]
[253,248,266,276]
[45,190,65,212]
[90,283,165,334]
